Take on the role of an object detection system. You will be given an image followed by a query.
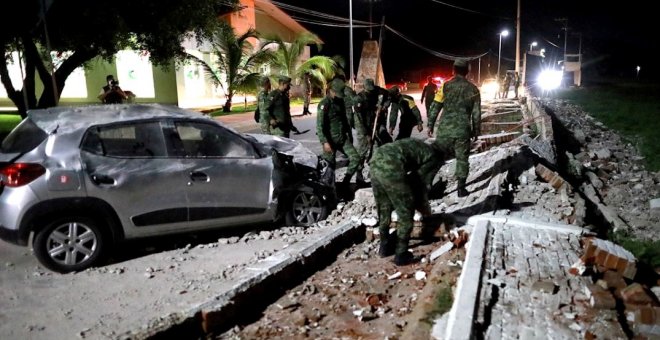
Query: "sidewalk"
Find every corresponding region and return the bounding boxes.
[194,102,316,133]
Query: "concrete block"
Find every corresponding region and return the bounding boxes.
[594,148,612,160]
[650,198,660,217]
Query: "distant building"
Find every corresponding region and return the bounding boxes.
[0,0,313,110]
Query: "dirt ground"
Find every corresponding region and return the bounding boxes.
[216,233,466,340]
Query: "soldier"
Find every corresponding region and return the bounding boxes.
[256,77,272,134]
[302,72,312,116]
[344,86,369,184]
[513,71,521,99]
[362,78,393,146]
[420,76,438,115]
[388,86,423,140]
[370,138,445,266]
[427,59,481,197]
[501,72,512,99]
[267,76,293,138]
[317,79,361,184]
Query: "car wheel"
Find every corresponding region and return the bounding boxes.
[33,216,106,273]
[285,188,329,226]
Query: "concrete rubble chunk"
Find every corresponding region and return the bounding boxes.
[430,242,454,262]
[585,171,604,190]
[594,148,612,160]
[531,280,558,294]
[602,271,628,293]
[650,198,660,216]
[582,238,637,280]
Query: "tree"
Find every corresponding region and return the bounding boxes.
[264,32,338,91]
[186,21,273,112]
[0,0,238,118]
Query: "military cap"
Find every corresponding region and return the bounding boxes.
[277,75,292,84]
[330,78,346,97]
[260,76,271,86]
[343,86,356,97]
[363,78,375,91]
[453,59,468,68]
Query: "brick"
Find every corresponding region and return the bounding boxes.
[585,284,616,309]
[588,238,637,279]
[630,306,660,337]
[535,163,567,190]
[602,271,627,291]
[621,283,656,306]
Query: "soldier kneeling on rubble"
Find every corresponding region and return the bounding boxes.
[370,139,445,266]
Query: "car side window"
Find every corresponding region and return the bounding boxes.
[82,122,167,158]
[174,122,256,158]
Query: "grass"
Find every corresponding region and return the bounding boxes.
[555,82,660,171]
[0,113,21,136]
[207,97,322,117]
[422,284,453,324]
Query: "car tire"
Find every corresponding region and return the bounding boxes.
[285,187,329,226]
[33,216,106,273]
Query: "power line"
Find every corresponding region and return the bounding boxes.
[385,25,490,60]
[262,0,375,25]
[427,0,511,20]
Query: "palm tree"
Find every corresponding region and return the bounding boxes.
[264,32,338,91]
[186,21,273,112]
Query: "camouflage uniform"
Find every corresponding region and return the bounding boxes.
[420,80,437,115]
[370,139,444,262]
[427,60,481,196]
[267,79,292,138]
[389,93,423,140]
[257,89,271,134]
[344,87,370,178]
[362,79,393,146]
[302,73,312,115]
[317,81,361,181]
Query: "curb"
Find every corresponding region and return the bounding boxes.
[118,220,363,339]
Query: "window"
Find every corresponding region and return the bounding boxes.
[116,50,156,98]
[174,122,255,158]
[82,122,167,158]
[1,118,47,153]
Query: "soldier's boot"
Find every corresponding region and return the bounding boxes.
[355,171,367,186]
[342,172,354,184]
[378,234,395,257]
[457,178,469,197]
[393,237,415,266]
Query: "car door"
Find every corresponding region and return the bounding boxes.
[172,119,274,228]
[80,120,190,238]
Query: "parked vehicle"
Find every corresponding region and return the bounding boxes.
[0,104,334,272]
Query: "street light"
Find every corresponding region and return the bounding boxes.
[637,65,641,79]
[497,30,509,80]
[530,41,538,51]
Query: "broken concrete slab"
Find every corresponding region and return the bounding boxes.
[535,163,568,190]
[119,220,364,338]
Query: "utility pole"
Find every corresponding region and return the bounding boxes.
[555,18,569,62]
[349,0,354,87]
[368,0,373,39]
[515,0,521,73]
[375,16,385,86]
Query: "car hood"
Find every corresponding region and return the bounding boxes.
[247,134,318,169]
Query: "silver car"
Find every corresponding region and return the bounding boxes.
[0,104,334,273]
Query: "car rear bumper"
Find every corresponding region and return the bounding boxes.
[0,225,25,245]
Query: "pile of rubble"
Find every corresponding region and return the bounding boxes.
[546,99,660,240]
[571,237,660,338]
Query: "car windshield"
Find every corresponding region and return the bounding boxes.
[1,118,48,153]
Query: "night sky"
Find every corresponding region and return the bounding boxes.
[274,0,659,83]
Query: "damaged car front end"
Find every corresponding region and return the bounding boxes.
[248,134,336,225]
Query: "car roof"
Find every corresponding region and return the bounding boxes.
[27,104,218,134]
